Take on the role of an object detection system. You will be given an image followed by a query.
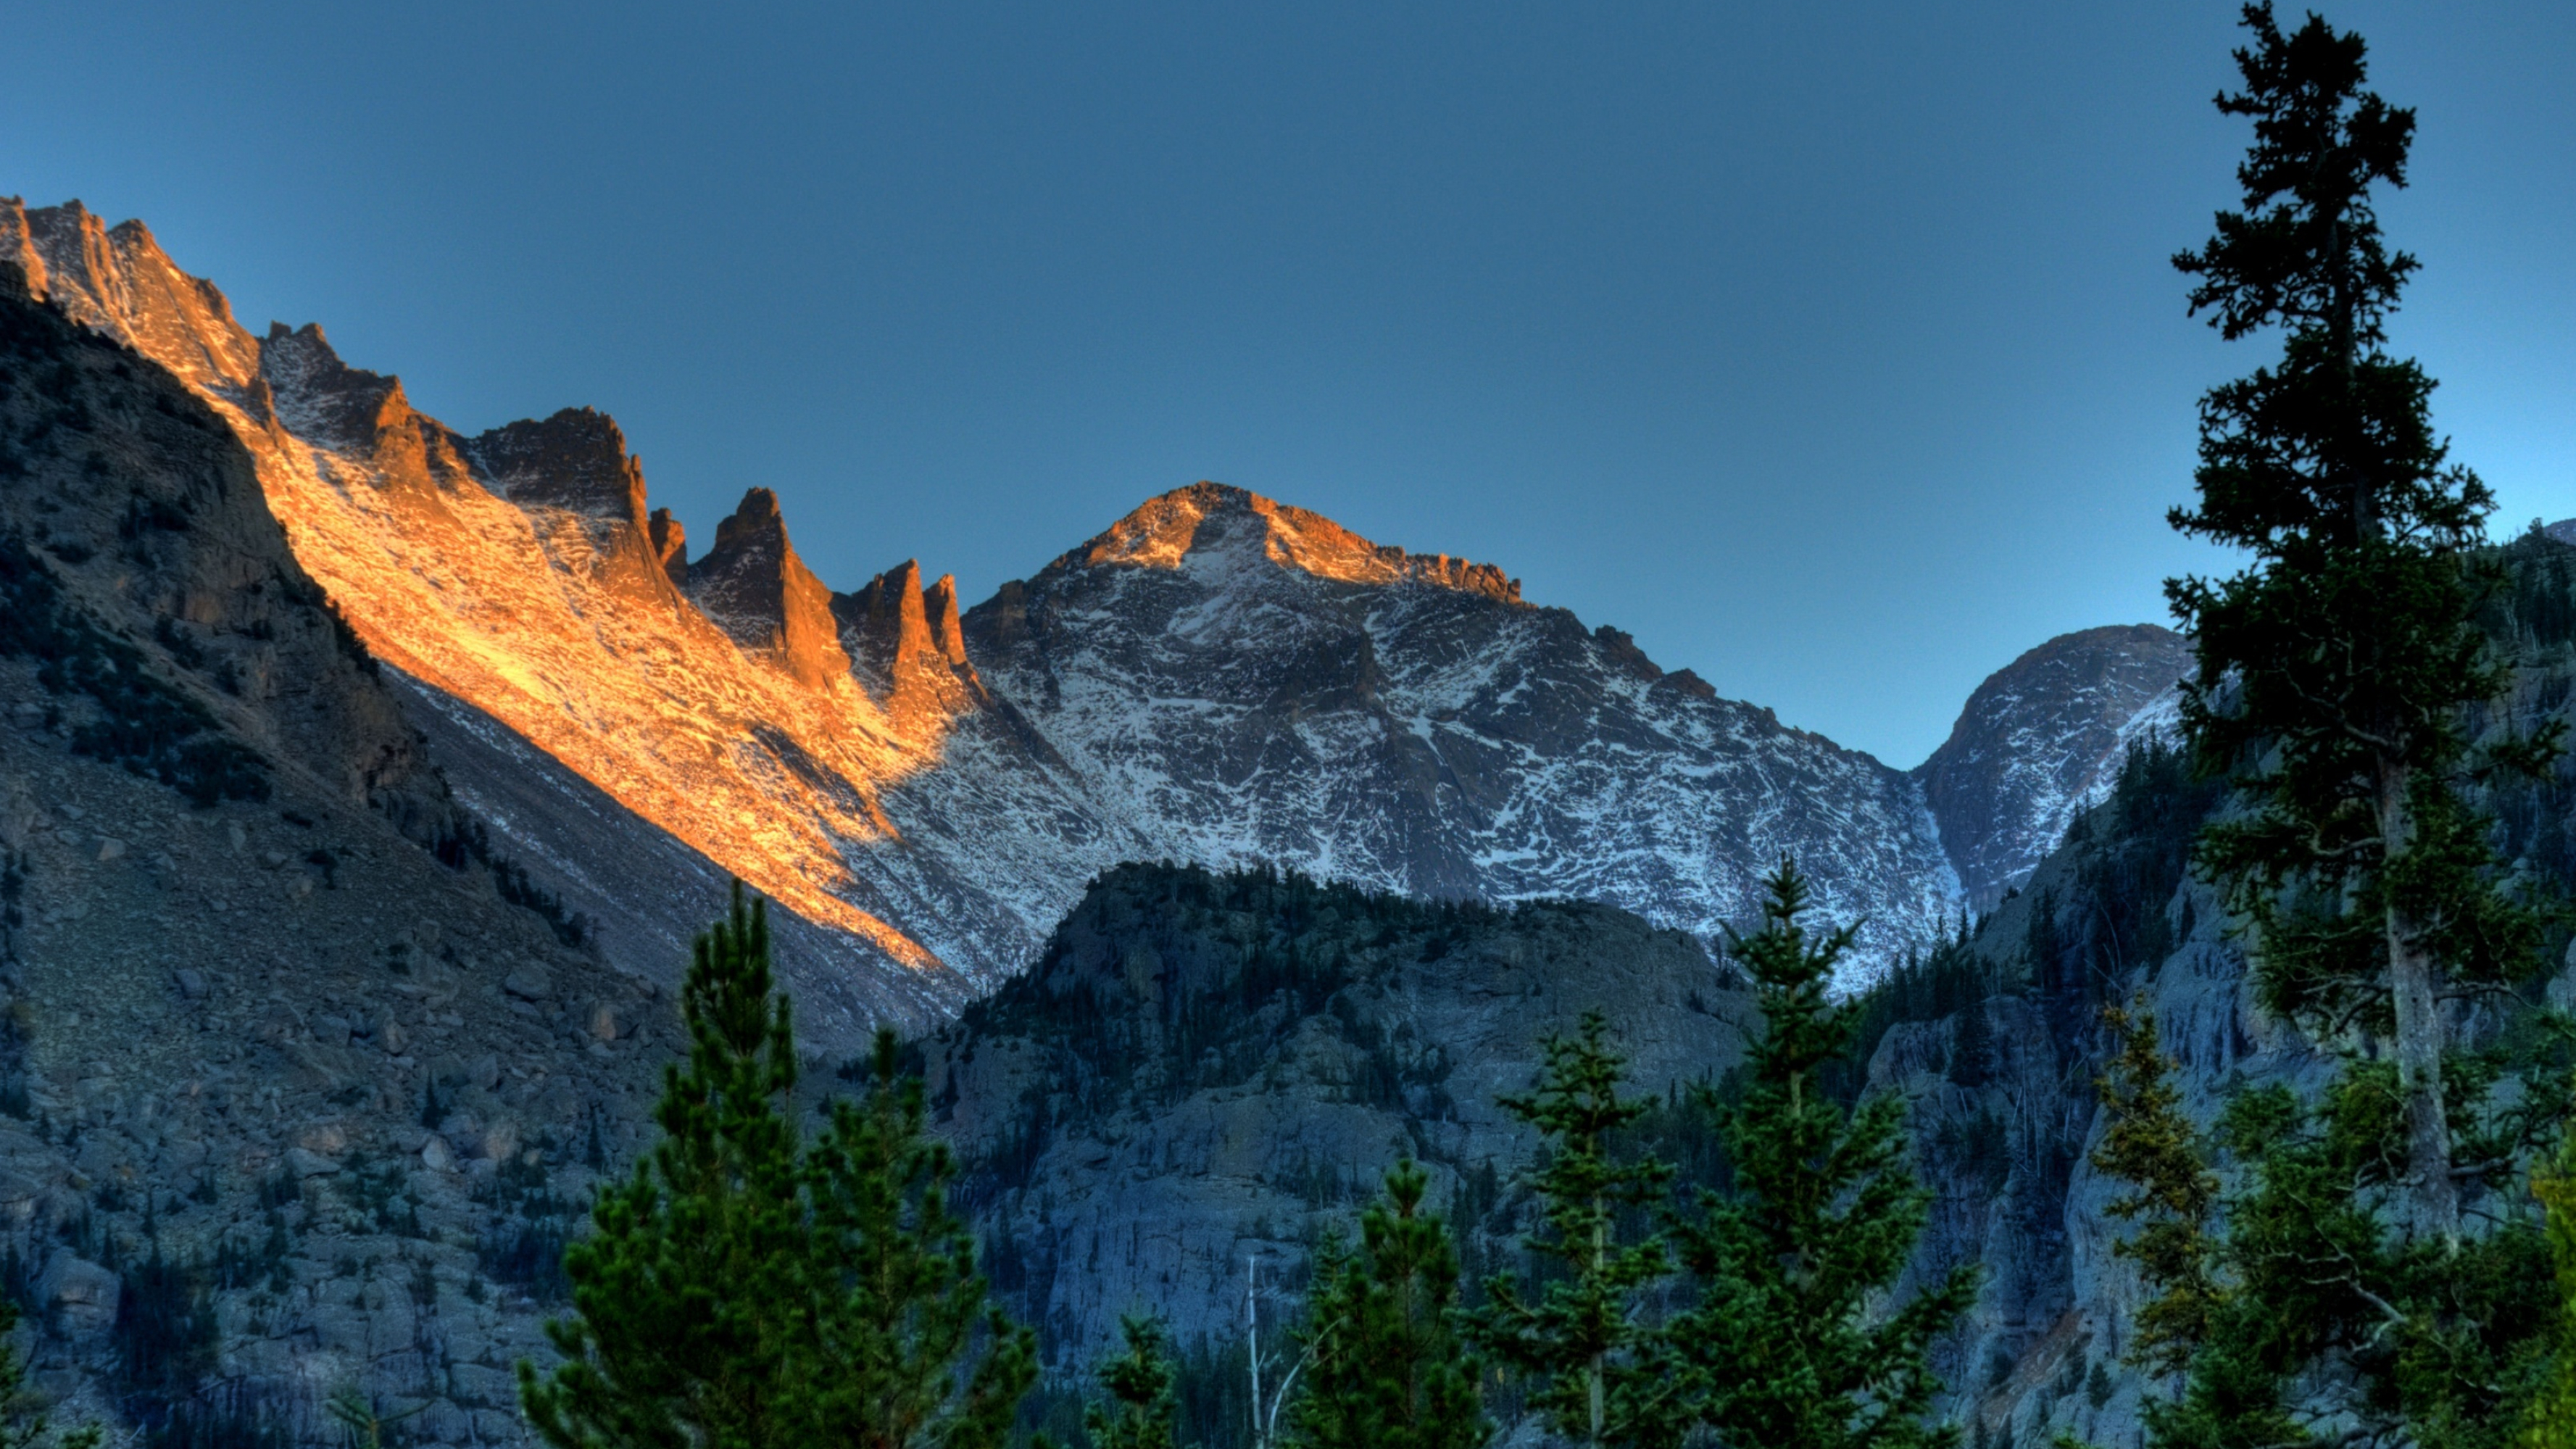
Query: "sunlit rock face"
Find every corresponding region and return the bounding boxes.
[2,197,1010,1015]
[1913,624,2192,910]
[11,196,2035,997]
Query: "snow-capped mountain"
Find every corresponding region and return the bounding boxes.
[5,195,2179,1002]
[962,483,1961,966]
[1912,623,2192,909]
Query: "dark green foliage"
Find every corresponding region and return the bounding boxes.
[0,532,266,806]
[2140,1075,2551,1449]
[1086,1316,1179,1449]
[519,883,1039,1448]
[801,1030,1042,1445]
[2052,742,2227,1007]
[1660,863,1974,1449]
[2164,1,2555,1240]
[2095,1013,2575,1448]
[2090,1006,2221,1379]
[1468,1012,1672,1447]
[1289,1162,1490,1449]
[2085,9,2572,1447]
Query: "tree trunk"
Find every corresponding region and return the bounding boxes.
[2380,757,2459,1245]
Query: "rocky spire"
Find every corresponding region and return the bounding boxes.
[923,573,971,668]
[687,488,852,690]
[649,508,689,589]
[833,561,984,718]
[834,560,932,684]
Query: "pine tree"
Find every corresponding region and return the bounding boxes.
[1660,860,1975,1449]
[519,883,1039,1448]
[2093,1009,2562,1449]
[1289,1161,1491,1449]
[2525,1111,2576,1448]
[2089,1002,2220,1381]
[804,1029,1042,1448]
[1470,1012,1674,1447]
[1087,1316,1179,1449]
[522,882,813,1448]
[2164,0,2558,1246]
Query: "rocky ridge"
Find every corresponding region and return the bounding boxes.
[1,195,2169,991]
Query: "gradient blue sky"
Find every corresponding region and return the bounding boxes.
[7,1,2570,765]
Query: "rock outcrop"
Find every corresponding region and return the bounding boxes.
[686,486,852,691]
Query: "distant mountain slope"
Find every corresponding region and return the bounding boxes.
[9,194,2175,993]
[1913,623,2190,909]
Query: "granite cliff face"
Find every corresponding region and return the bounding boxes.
[924,863,1757,1391]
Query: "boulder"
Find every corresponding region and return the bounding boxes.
[34,1251,118,1342]
[502,965,553,1002]
[285,1147,338,1178]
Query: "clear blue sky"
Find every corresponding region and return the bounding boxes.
[7,1,2570,765]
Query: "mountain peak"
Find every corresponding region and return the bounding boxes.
[4,196,260,394]
[1915,622,2192,908]
[1074,482,1523,603]
[689,487,851,689]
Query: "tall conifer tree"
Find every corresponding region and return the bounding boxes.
[1471,1012,1674,1448]
[519,884,1038,1448]
[2163,0,2556,1245]
[2086,11,2572,1445]
[1660,861,1974,1449]
[1289,1161,1491,1449]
